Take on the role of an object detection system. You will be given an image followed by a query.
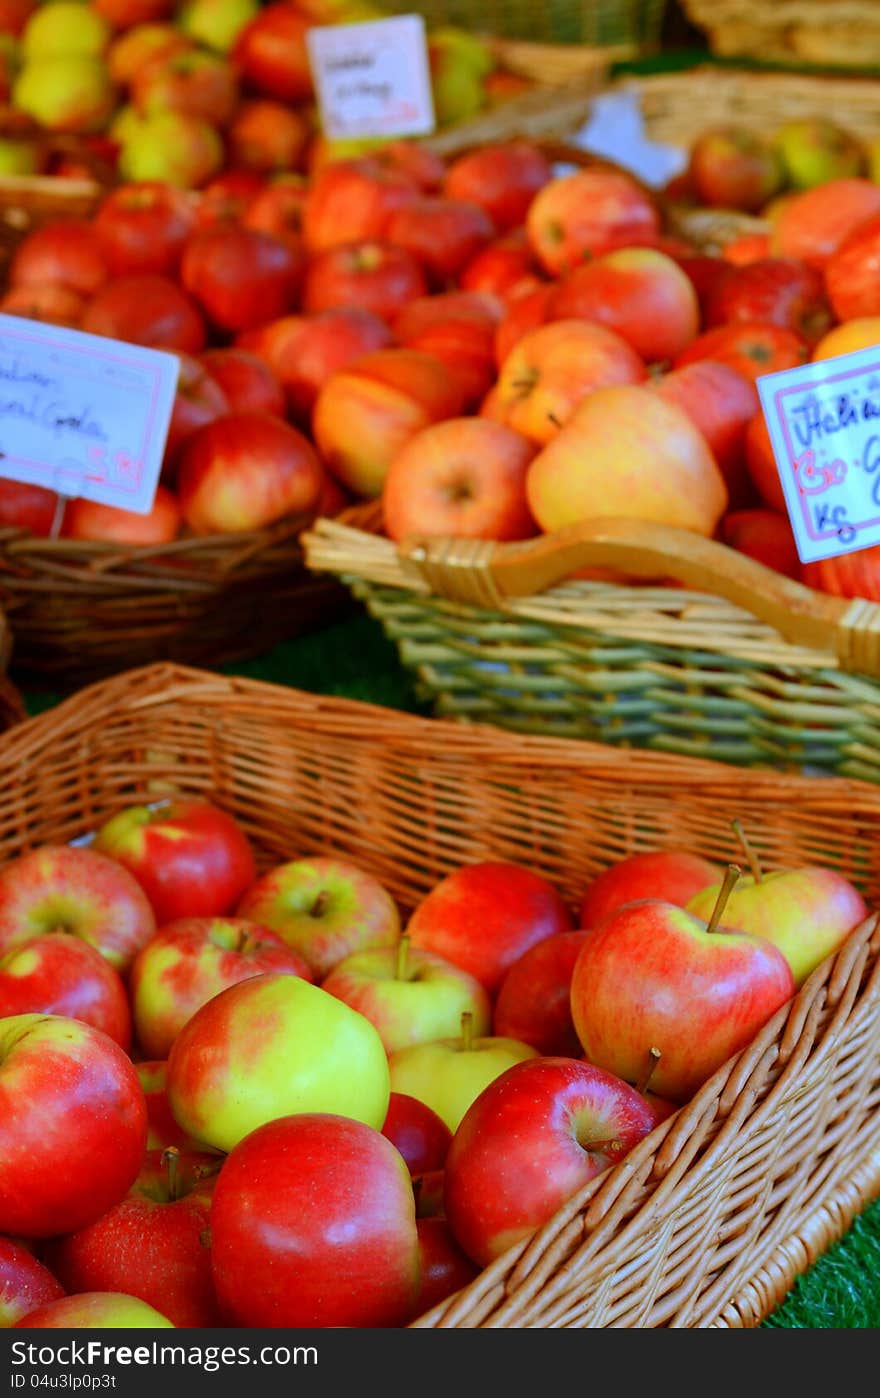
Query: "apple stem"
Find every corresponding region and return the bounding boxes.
[309,890,329,918]
[636,1046,662,1096]
[705,864,742,934]
[395,934,410,981]
[162,1145,181,1203]
[731,818,763,882]
[460,1010,473,1053]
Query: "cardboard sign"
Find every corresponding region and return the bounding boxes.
[0,314,179,514]
[307,15,435,140]
[757,345,880,564]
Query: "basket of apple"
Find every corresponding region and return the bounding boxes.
[0,659,879,1329]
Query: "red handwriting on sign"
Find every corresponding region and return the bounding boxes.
[794,447,847,495]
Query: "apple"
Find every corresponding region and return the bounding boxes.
[0,844,156,974]
[20,1,110,60]
[106,23,193,87]
[301,155,419,254]
[159,349,230,481]
[414,1217,480,1315]
[443,140,552,234]
[240,171,308,247]
[237,305,393,427]
[459,229,540,300]
[444,1056,660,1267]
[209,1112,420,1327]
[12,56,115,133]
[176,409,326,534]
[493,280,555,366]
[578,848,723,928]
[413,1166,445,1219]
[92,796,258,928]
[743,409,786,513]
[494,317,646,448]
[198,346,285,417]
[381,1091,452,1176]
[526,167,662,278]
[130,915,314,1058]
[166,971,391,1153]
[770,178,880,268]
[720,507,801,580]
[0,1238,64,1328]
[176,0,259,52]
[130,46,239,127]
[686,126,783,212]
[321,935,491,1054]
[135,1059,205,1152]
[811,315,880,362]
[81,273,207,354]
[385,196,495,287]
[226,97,310,176]
[9,218,109,299]
[703,256,832,345]
[825,214,880,322]
[93,181,199,279]
[381,416,538,545]
[236,853,400,980]
[801,545,880,603]
[0,479,62,538]
[392,290,502,411]
[491,930,589,1057]
[0,932,131,1050]
[231,0,314,103]
[549,247,700,365]
[44,1146,222,1329]
[12,1292,174,1328]
[312,346,467,499]
[773,117,865,190]
[180,223,303,335]
[93,0,175,25]
[686,853,868,990]
[406,859,573,995]
[569,867,796,1103]
[61,488,182,547]
[0,0,34,36]
[525,383,729,537]
[0,1014,147,1239]
[387,1011,540,1132]
[671,320,808,383]
[649,359,759,510]
[116,109,225,189]
[302,239,428,323]
[0,283,85,328]
[193,167,265,229]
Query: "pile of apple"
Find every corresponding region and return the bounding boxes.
[0,792,870,1328]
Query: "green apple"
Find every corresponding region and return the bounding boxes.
[321,936,492,1054]
[176,0,259,53]
[12,1291,175,1328]
[0,135,42,174]
[686,865,867,989]
[21,1,111,60]
[387,1011,538,1132]
[116,108,224,188]
[774,117,866,190]
[12,55,116,132]
[166,970,391,1153]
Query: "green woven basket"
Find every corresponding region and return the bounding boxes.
[375,0,667,47]
[303,510,880,785]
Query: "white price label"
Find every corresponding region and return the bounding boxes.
[0,315,179,514]
[757,344,880,564]
[307,15,435,141]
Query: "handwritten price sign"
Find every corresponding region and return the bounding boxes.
[757,345,880,564]
[0,315,179,514]
[307,15,435,140]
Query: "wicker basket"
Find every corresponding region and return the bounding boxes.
[6,658,880,1327]
[680,0,880,70]
[375,0,668,48]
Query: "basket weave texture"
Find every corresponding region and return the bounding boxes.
[7,660,880,1327]
[375,0,667,47]
[680,0,880,69]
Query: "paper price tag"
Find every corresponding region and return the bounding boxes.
[307,15,435,141]
[757,345,880,564]
[0,314,179,514]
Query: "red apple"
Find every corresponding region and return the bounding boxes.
[106,22,193,88]
[226,97,310,175]
[549,246,700,365]
[0,479,61,537]
[241,171,307,247]
[9,218,109,298]
[579,848,723,929]
[0,932,131,1049]
[406,860,573,995]
[0,1014,147,1239]
[130,914,314,1058]
[0,1238,64,1328]
[93,0,174,24]
[444,1056,660,1267]
[160,349,230,480]
[703,256,832,345]
[237,853,400,980]
[743,409,785,513]
[210,1112,420,1327]
[198,346,285,417]
[180,224,303,334]
[302,239,428,321]
[458,228,540,300]
[192,167,265,229]
[231,0,314,103]
[385,196,495,287]
[93,797,258,928]
[493,280,555,366]
[526,167,662,277]
[672,320,808,383]
[687,126,783,212]
[392,289,502,411]
[302,155,419,254]
[802,545,880,603]
[11,1291,174,1328]
[443,140,552,233]
[824,213,880,322]
[381,1091,453,1177]
[0,283,86,328]
[414,1216,480,1316]
[61,487,182,547]
[44,1146,222,1329]
[649,359,759,509]
[569,875,796,1103]
[0,844,156,974]
[176,409,325,534]
[81,273,207,354]
[720,507,801,580]
[135,1059,202,1152]
[130,46,239,127]
[93,180,199,279]
[381,415,538,544]
[491,929,589,1057]
[771,177,880,268]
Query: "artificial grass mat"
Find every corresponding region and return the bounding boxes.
[18,605,880,1326]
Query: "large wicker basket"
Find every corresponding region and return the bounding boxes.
[679,0,880,70]
[6,659,880,1327]
[375,0,668,48]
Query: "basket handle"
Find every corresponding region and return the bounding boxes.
[399,517,880,677]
